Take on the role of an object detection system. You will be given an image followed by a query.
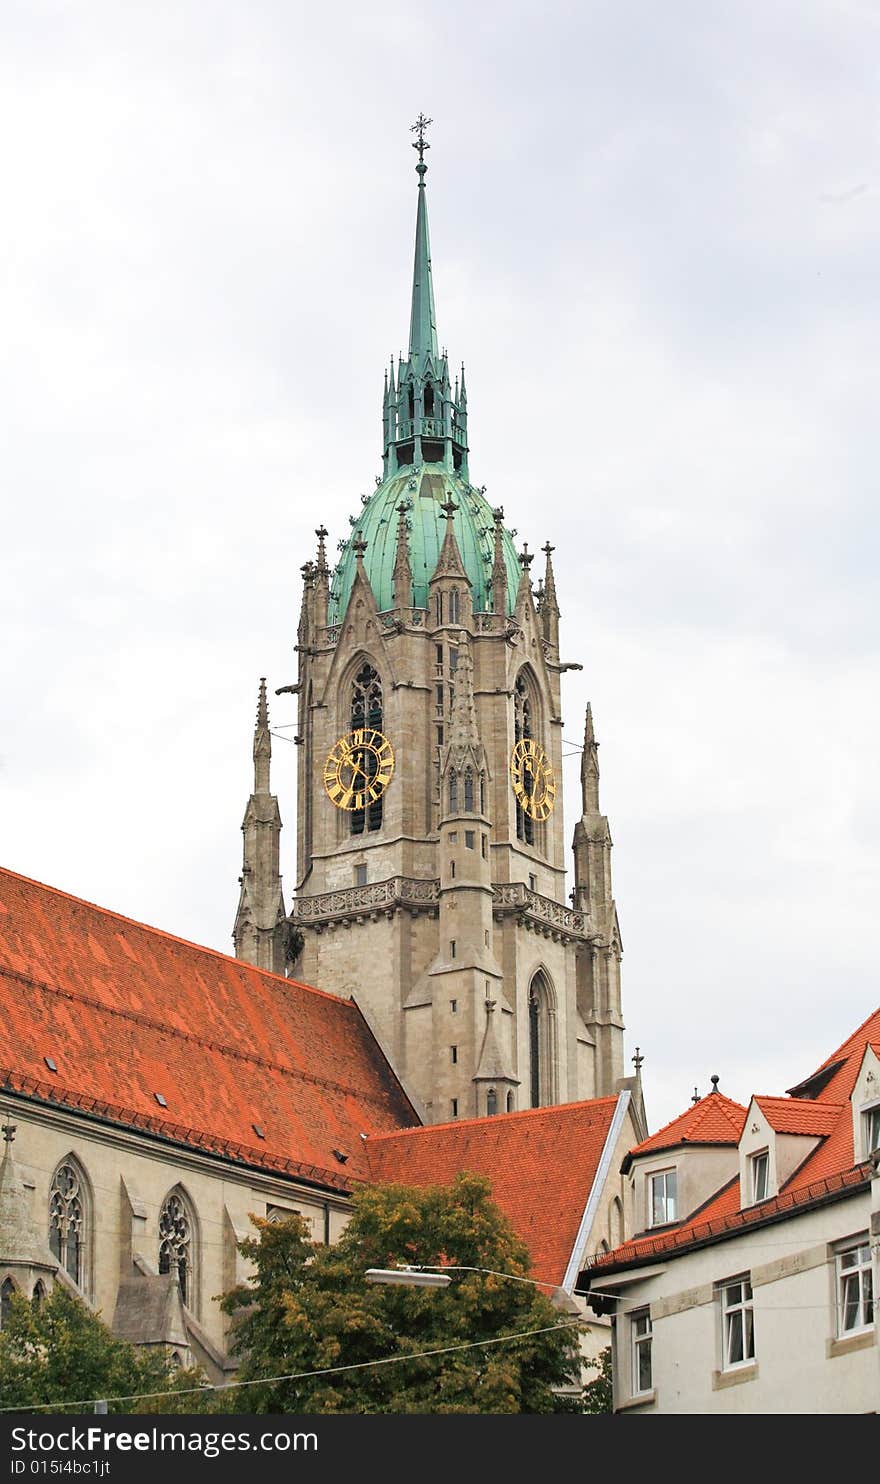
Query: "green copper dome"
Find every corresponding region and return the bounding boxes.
[329,466,521,621]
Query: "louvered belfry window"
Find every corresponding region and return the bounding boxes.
[350,664,384,835]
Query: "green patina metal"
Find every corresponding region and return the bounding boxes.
[330,120,521,622]
[329,467,521,620]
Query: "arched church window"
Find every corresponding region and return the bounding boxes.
[464,769,474,812]
[448,771,458,813]
[435,592,443,626]
[350,663,384,835]
[49,1159,87,1288]
[424,381,435,417]
[506,1090,515,1113]
[32,1281,46,1309]
[528,973,556,1108]
[158,1189,195,1310]
[486,1088,497,1117]
[449,587,461,624]
[514,674,534,846]
[480,777,486,815]
[1,1277,16,1328]
[407,384,415,420]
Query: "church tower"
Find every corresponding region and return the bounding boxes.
[238,120,626,1122]
[232,679,287,974]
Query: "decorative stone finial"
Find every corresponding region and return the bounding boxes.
[632,1047,644,1075]
[353,531,368,563]
[440,498,458,522]
[1,1121,16,1144]
[518,542,534,571]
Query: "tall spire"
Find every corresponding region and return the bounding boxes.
[253,677,271,795]
[233,679,287,975]
[408,114,438,364]
[541,541,560,649]
[581,702,600,813]
[313,526,330,630]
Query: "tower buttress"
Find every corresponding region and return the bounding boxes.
[313,527,330,631]
[391,500,413,610]
[233,679,287,975]
[540,541,560,653]
[490,506,508,620]
[573,702,624,1093]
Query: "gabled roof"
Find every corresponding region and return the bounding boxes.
[753,1096,842,1138]
[588,1005,880,1279]
[621,1090,746,1170]
[0,868,419,1190]
[364,1096,625,1287]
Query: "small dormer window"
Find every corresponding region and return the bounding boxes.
[750,1150,769,1203]
[863,1103,880,1159]
[648,1168,676,1227]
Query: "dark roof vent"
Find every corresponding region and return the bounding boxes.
[44,1057,58,1073]
[332,1148,349,1164]
[154,1092,168,1108]
[252,1123,265,1140]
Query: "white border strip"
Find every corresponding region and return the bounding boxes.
[561,1089,631,1294]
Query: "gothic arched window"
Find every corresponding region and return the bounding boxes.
[424,381,435,417]
[350,662,384,835]
[514,673,534,846]
[32,1281,46,1309]
[1,1277,16,1328]
[448,770,458,814]
[506,1090,515,1113]
[435,592,443,626]
[49,1158,88,1289]
[158,1189,196,1310]
[528,972,557,1108]
[449,587,461,624]
[464,769,474,812]
[486,1088,497,1117]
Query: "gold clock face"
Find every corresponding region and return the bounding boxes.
[510,738,557,822]
[323,728,395,811]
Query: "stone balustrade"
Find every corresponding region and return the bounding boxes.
[292,876,590,941]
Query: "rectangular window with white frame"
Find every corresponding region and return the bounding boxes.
[863,1103,880,1158]
[836,1238,874,1336]
[720,1275,755,1369]
[631,1308,653,1395]
[648,1168,677,1227]
[750,1150,769,1203]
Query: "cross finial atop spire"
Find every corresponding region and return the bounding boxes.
[353,531,368,563]
[632,1047,644,1075]
[518,541,533,571]
[411,113,432,176]
[440,497,458,523]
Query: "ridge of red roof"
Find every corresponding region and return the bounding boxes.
[0,867,419,1184]
[366,1094,620,1144]
[365,1096,626,1286]
[625,1090,746,1161]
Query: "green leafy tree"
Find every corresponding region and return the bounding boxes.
[582,1345,613,1413]
[0,1285,205,1414]
[221,1172,584,1414]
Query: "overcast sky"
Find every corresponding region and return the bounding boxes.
[2,1,877,1134]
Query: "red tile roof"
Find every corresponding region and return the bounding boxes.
[753,1096,842,1138]
[0,868,419,1188]
[588,1005,880,1277]
[623,1089,746,1167]
[365,1097,623,1286]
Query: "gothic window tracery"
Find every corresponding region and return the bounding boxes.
[448,771,458,813]
[48,1159,87,1288]
[350,662,384,835]
[158,1190,195,1309]
[464,769,474,812]
[449,587,461,624]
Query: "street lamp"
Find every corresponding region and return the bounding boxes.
[364,1265,579,1312]
[365,1267,452,1288]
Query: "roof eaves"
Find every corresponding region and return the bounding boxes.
[582,1164,872,1284]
